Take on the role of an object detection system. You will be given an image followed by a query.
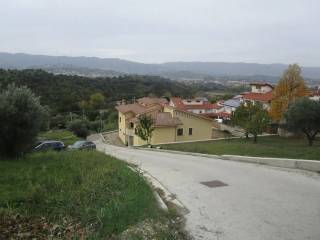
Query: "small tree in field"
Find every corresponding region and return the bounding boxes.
[246,103,270,143]
[232,102,270,143]
[136,114,154,145]
[284,97,320,146]
[232,103,250,138]
[0,84,47,157]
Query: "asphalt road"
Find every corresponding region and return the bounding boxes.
[96,142,320,240]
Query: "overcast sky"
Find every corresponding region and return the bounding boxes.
[0,0,319,66]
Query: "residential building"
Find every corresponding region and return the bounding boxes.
[241,82,274,109]
[310,87,320,101]
[116,97,213,146]
[222,99,241,114]
[169,97,218,114]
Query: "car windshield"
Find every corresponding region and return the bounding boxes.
[73,141,86,147]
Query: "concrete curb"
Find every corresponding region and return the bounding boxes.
[135,147,320,173]
[221,155,320,173]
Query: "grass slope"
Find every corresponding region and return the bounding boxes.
[0,151,163,239]
[161,136,320,160]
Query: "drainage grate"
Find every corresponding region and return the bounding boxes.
[200,180,228,188]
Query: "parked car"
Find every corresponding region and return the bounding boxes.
[32,140,65,152]
[68,140,96,150]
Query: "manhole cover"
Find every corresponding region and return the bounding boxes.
[201,180,228,188]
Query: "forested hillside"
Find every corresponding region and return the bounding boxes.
[0,69,193,114]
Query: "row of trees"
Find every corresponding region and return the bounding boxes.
[232,64,320,146]
[0,84,115,157]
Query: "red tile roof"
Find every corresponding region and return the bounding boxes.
[200,112,231,119]
[115,103,146,114]
[130,112,182,127]
[170,97,220,110]
[137,97,168,106]
[243,91,273,102]
[154,112,182,127]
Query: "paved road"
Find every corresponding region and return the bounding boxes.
[96,142,320,240]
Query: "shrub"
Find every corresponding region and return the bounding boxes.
[50,114,67,129]
[89,120,104,132]
[284,97,320,146]
[0,84,47,157]
[68,120,90,138]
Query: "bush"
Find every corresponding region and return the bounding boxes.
[49,114,67,129]
[89,120,104,132]
[0,84,47,157]
[68,120,90,138]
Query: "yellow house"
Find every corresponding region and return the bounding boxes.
[116,97,213,146]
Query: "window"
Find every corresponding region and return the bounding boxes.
[189,128,193,135]
[119,117,121,122]
[130,122,134,128]
[177,128,183,136]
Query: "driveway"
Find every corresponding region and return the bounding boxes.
[96,142,320,240]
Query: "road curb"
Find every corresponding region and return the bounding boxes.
[135,147,320,173]
[220,155,320,172]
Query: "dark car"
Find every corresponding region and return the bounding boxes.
[68,140,96,150]
[32,140,65,152]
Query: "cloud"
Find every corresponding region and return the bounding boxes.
[0,0,319,65]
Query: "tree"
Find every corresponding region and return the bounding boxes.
[270,64,309,122]
[0,84,47,157]
[246,103,270,143]
[89,93,105,110]
[232,103,250,138]
[136,114,154,145]
[284,97,320,146]
[68,120,90,139]
[232,102,270,143]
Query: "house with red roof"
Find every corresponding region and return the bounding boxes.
[310,87,320,101]
[116,97,213,146]
[241,82,274,109]
[169,97,224,117]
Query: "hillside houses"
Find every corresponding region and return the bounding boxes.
[115,82,277,145]
[116,97,213,146]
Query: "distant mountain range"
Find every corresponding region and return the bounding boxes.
[1,52,320,80]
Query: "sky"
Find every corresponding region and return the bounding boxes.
[0,0,319,66]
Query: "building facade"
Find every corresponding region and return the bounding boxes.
[116,97,213,146]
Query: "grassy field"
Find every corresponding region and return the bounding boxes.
[160,136,320,160]
[38,130,80,146]
[0,151,187,239]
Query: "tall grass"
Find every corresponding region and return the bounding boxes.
[0,151,160,238]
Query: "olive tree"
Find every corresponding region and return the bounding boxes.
[0,84,48,157]
[284,97,320,146]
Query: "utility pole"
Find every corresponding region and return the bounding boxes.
[70,112,73,123]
